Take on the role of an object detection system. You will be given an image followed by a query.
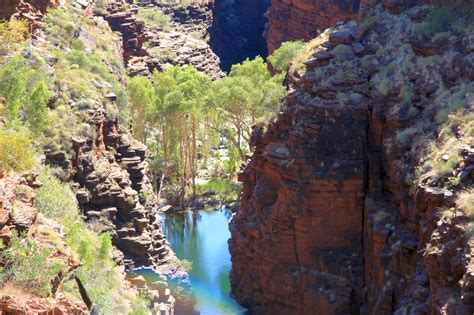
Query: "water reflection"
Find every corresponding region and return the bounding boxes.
[162,208,246,315]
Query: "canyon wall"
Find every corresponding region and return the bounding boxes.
[231,3,474,314]
[265,0,360,53]
[102,0,223,79]
[210,0,270,71]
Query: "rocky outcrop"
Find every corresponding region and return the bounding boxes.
[0,172,89,314]
[0,295,87,314]
[0,173,41,240]
[265,0,360,53]
[43,105,174,270]
[231,92,366,314]
[143,2,223,79]
[230,3,474,314]
[102,0,223,79]
[210,0,270,71]
[101,1,148,63]
[0,0,59,26]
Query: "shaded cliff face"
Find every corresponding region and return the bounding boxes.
[265,0,360,53]
[230,3,474,314]
[231,90,367,314]
[210,0,270,72]
[1,0,22,18]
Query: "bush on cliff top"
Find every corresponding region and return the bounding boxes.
[268,40,305,73]
[137,7,171,32]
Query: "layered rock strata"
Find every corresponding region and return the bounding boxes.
[0,172,89,314]
[44,106,174,270]
[231,4,474,314]
[101,1,148,63]
[103,0,223,79]
[265,0,360,53]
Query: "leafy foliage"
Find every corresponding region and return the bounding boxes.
[35,169,137,313]
[268,40,305,73]
[137,7,171,32]
[127,76,156,142]
[457,189,474,218]
[196,179,241,202]
[0,128,36,172]
[35,168,79,220]
[25,81,52,134]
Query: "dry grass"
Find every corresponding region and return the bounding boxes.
[289,31,330,75]
[456,189,474,218]
[0,284,33,298]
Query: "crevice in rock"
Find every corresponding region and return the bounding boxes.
[209,0,270,72]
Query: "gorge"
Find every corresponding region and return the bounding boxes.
[0,0,473,314]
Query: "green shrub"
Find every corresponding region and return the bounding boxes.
[268,40,305,73]
[0,231,65,297]
[0,56,28,123]
[421,6,455,38]
[35,169,78,220]
[25,81,52,135]
[349,93,364,104]
[196,179,241,202]
[136,7,171,32]
[95,0,110,15]
[177,259,193,273]
[377,79,392,96]
[44,8,78,47]
[332,44,353,61]
[466,222,474,237]
[0,128,36,172]
[395,127,417,145]
[129,290,152,315]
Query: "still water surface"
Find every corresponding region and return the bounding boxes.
[160,208,246,315]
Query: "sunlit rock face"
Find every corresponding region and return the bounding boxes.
[210,0,270,72]
[230,1,474,314]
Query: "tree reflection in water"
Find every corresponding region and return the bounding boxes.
[161,207,246,315]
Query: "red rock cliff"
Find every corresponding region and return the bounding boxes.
[230,3,474,314]
[265,0,360,53]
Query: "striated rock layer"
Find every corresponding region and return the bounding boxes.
[44,105,175,271]
[230,3,474,314]
[102,0,223,79]
[265,0,360,53]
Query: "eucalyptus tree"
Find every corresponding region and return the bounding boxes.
[150,66,211,204]
[206,57,286,160]
[127,75,155,143]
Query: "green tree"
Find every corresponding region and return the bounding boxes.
[127,76,155,143]
[150,66,211,204]
[207,57,286,160]
[0,57,28,123]
[268,40,305,73]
